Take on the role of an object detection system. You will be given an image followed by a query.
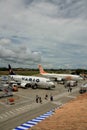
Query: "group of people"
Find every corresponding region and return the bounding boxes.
[36,94,53,103]
[45,94,53,101]
[36,95,42,103]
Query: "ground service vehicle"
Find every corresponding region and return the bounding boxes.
[79,83,87,94]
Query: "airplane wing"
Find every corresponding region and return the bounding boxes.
[47,76,64,82]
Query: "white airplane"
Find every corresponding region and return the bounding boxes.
[38,64,83,82]
[8,64,55,89]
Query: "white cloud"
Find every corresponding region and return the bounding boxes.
[0,38,11,45]
[0,38,41,67]
[0,0,87,68]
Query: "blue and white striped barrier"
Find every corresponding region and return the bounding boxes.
[13,111,53,130]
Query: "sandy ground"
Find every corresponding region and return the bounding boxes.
[29,93,87,130]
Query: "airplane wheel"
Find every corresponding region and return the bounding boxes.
[32,84,37,89]
[25,84,31,88]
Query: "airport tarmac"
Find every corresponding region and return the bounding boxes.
[0,80,83,130]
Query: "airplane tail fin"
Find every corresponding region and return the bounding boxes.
[8,64,15,75]
[38,64,47,74]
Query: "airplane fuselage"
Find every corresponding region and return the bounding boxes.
[9,75,55,89]
[41,73,83,81]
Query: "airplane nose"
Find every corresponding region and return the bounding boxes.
[79,77,83,80]
[51,82,55,88]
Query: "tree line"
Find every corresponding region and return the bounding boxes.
[0,67,87,75]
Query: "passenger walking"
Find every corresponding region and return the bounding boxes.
[68,87,72,92]
[45,94,48,100]
[50,95,53,101]
[36,95,39,103]
[70,87,72,92]
[39,97,42,104]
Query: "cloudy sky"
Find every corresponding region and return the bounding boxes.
[0,0,87,69]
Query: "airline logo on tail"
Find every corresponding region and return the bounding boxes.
[8,64,15,75]
[38,64,47,74]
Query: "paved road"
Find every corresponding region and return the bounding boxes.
[0,81,82,130]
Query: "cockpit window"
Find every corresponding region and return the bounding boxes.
[47,80,51,82]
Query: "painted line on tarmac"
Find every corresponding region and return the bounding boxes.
[67,95,76,98]
[12,111,53,130]
[14,93,32,99]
